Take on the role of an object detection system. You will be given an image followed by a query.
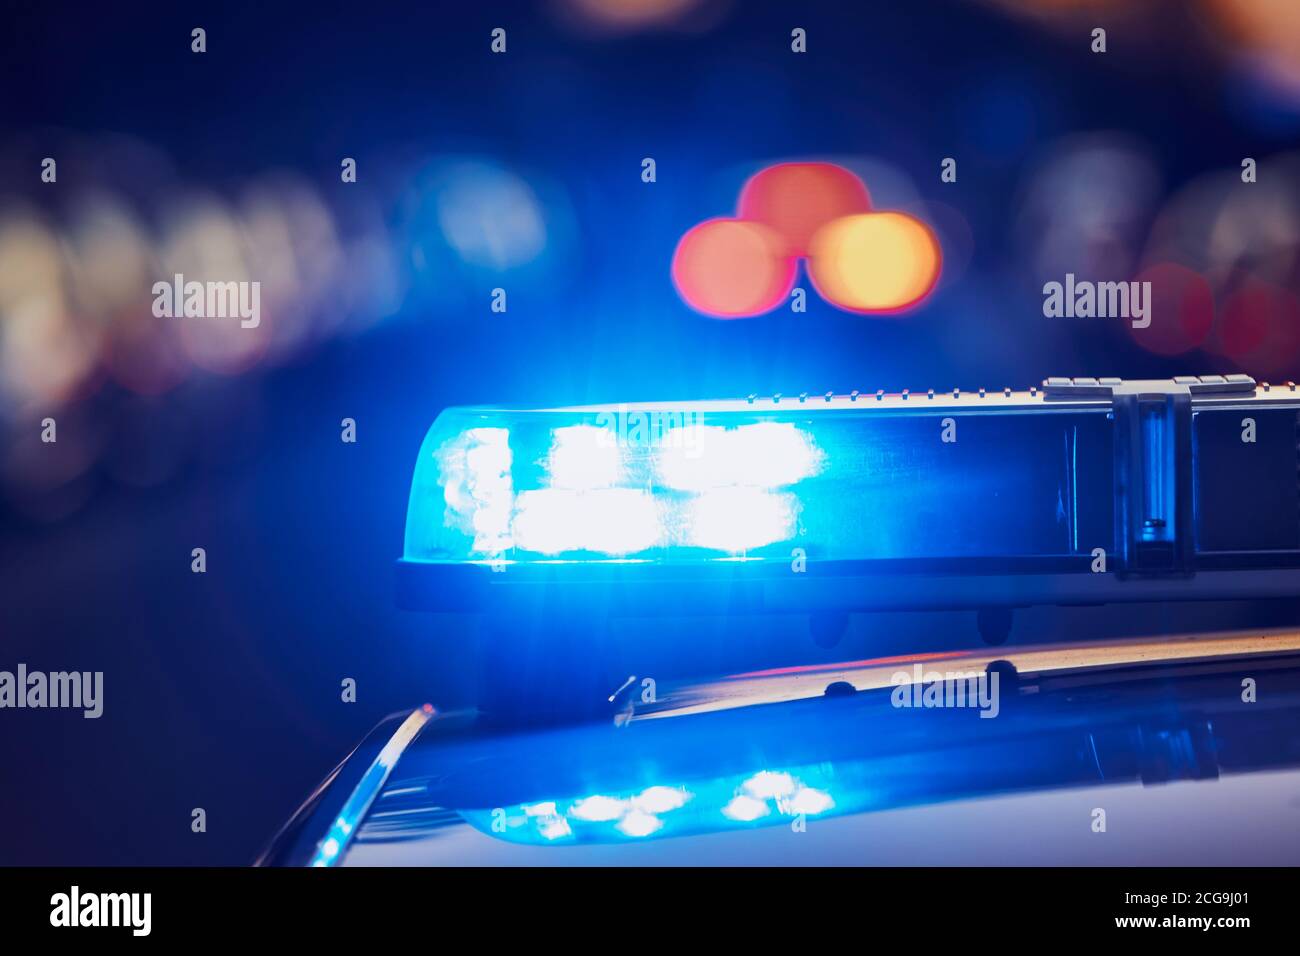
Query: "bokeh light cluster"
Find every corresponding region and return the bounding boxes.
[672,162,942,318]
[0,136,575,520]
[1011,134,1300,374]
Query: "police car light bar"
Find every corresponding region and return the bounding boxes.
[397,376,1300,616]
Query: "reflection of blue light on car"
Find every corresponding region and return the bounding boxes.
[570,794,628,822]
[459,767,839,845]
[720,794,769,822]
[308,707,434,867]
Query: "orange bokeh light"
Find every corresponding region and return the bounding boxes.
[807,212,942,313]
[737,163,872,257]
[671,218,796,318]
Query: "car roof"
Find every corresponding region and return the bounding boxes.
[266,629,1300,866]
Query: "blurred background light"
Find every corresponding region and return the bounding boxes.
[671,218,795,317]
[0,212,99,412]
[237,175,349,362]
[63,194,154,316]
[906,200,975,291]
[435,161,547,271]
[548,0,729,36]
[1209,0,1300,92]
[1135,152,1300,371]
[399,156,577,314]
[1127,262,1215,357]
[160,196,270,376]
[736,162,872,258]
[1012,135,1162,287]
[1216,279,1300,376]
[808,212,943,313]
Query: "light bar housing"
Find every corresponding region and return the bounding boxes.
[398,376,1300,615]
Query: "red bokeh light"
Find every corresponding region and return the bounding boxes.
[737,163,872,257]
[1217,278,1300,376]
[670,218,796,318]
[1128,262,1215,356]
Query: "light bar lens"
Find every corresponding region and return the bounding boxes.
[403,404,1115,565]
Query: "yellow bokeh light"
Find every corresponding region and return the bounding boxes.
[808,212,942,313]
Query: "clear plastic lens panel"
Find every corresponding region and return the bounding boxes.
[403,405,1115,565]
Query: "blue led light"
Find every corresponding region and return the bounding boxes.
[684,487,798,552]
[514,488,664,555]
[403,402,1115,566]
[405,406,827,562]
[741,769,797,799]
[654,422,824,491]
[545,425,627,489]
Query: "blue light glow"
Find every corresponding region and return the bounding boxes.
[308,707,433,867]
[545,424,625,490]
[405,409,826,561]
[741,770,797,799]
[403,402,1116,565]
[513,488,663,555]
[721,794,770,822]
[459,766,839,845]
[570,794,628,822]
[654,422,824,491]
[616,810,664,837]
[631,785,691,814]
[683,487,798,552]
[540,817,573,841]
[430,426,513,557]
[787,786,835,815]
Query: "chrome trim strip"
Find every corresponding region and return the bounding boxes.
[307,705,434,867]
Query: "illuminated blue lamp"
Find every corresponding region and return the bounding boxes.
[397,377,1300,615]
